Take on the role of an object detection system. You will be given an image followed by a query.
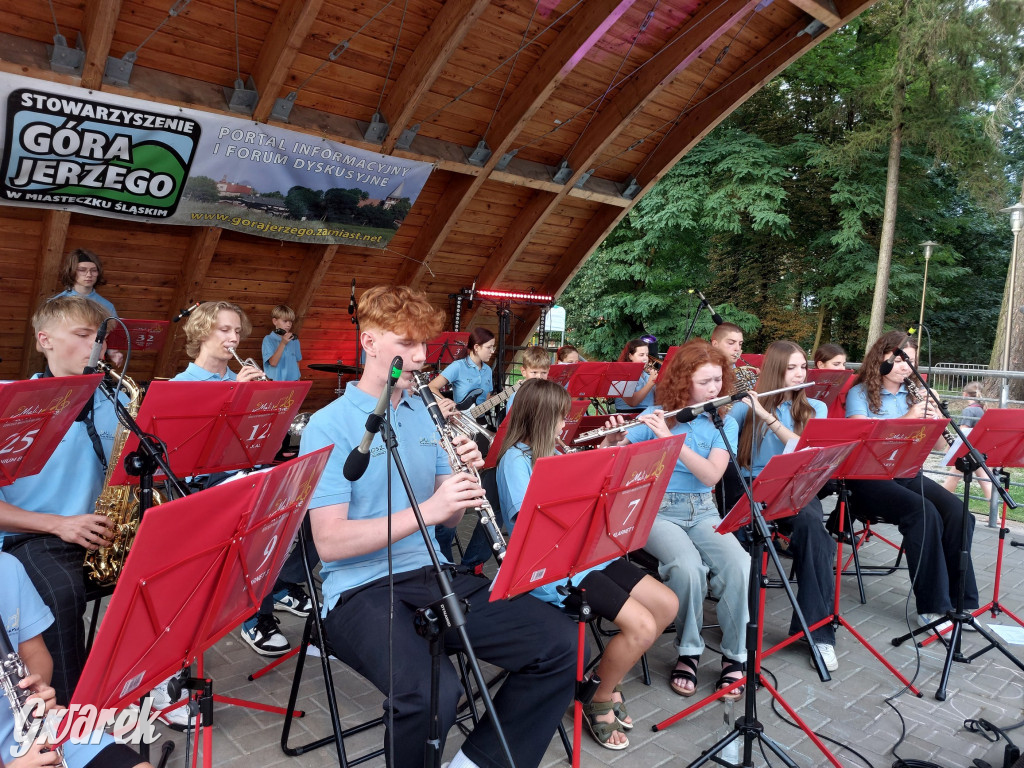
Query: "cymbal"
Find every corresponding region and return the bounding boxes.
[308,362,363,375]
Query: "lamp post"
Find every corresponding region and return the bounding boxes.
[918,240,938,331]
[999,203,1024,378]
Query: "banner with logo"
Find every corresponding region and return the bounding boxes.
[0,72,433,248]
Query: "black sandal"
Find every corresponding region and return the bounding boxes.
[716,656,745,700]
[670,654,700,697]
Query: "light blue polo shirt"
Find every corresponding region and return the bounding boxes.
[845,382,910,419]
[625,406,739,493]
[1,554,115,765]
[171,362,236,382]
[612,370,654,412]
[440,357,492,406]
[730,398,827,477]
[53,288,117,318]
[496,443,607,605]
[262,332,302,382]
[300,381,453,612]
[0,381,116,545]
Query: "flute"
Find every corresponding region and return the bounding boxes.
[573,383,812,444]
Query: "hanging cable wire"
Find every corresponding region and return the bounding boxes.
[287,0,401,97]
[563,0,661,161]
[482,1,542,140]
[45,0,63,39]
[611,5,762,179]
[232,0,243,83]
[373,0,412,115]
[413,0,587,130]
[123,0,193,60]
[499,0,734,159]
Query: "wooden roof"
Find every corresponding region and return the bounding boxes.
[0,0,876,406]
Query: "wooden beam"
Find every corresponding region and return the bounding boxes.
[564,0,761,178]
[155,227,221,378]
[484,0,639,152]
[395,172,475,285]
[252,0,326,123]
[634,20,811,192]
[380,0,491,154]
[788,0,841,27]
[513,204,628,346]
[20,211,70,378]
[80,0,123,89]
[287,244,337,333]
[399,0,638,288]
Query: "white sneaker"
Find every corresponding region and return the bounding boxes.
[917,613,952,633]
[150,675,193,732]
[811,643,839,672]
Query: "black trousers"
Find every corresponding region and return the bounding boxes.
[2,534,87,704]
[721,472,836,644]
[324,565,579,768]
[846,474,978,615]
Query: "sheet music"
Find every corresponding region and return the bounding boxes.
[942,426,970,466]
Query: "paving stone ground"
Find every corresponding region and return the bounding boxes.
[130,496,1024,768]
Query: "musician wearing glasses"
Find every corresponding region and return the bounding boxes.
[171,301,264,382]
[299,285,577,768]
[54,248,122,367]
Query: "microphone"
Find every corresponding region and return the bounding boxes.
[174,301,200,323]
[695,290,724,325]
[343,356,403,481]
[348,279,356,315]
[83,320,110,374]
[675,391,748,422]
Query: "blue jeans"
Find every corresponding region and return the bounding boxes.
[643,492,749,660]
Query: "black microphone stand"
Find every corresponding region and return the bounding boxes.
[359,383,516,768]
[888,353,1022,700]
[684,407,831,768]
[681,298,710,343]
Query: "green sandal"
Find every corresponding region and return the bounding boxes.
[582,699,629,750]
[611,684,632,730]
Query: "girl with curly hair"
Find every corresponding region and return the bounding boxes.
[603,339,749,700]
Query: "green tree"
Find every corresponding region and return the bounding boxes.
[183,175,219,203]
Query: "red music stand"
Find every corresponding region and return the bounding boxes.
[654,445,856,767]
[557,400,592,446]
[425,332,470,366]
[778,418,950,695]
[927,409,1024,637]
[0,374,102,485]
[71,448,332,768]
[804,369,854,416]
[104,320,171,353]
[660,345,679,371]
[490,435,684,768]
[547,362,645,400]
[565,413,638,449]
[108,380,311,485]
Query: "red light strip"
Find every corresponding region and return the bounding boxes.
[476,289,554,303]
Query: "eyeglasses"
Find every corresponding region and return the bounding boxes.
[76,266,99,274]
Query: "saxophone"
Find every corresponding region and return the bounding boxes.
[411,371,507,563]
[84,366,164,586]
[904,376,955,447]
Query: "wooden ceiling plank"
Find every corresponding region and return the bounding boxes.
[400,0,639,288]
[19,211,70,378]
[81,0,123,90]
[788,0,841,27]
[564,0,762,177]
[155,226,222,378]
[252,0,327,123]
[484,0,640,155]
[287,244,338,333]
[395,172,476,285]
[380,0,491,154]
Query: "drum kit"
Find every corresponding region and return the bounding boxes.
[308,361,363,398]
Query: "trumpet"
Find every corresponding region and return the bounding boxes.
[644,357,662,374]
[573,383,811,444]
[228,347,268,380]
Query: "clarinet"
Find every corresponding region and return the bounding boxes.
[904,377,955,447]
[411,371,507,563]
[0,622,68,767]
